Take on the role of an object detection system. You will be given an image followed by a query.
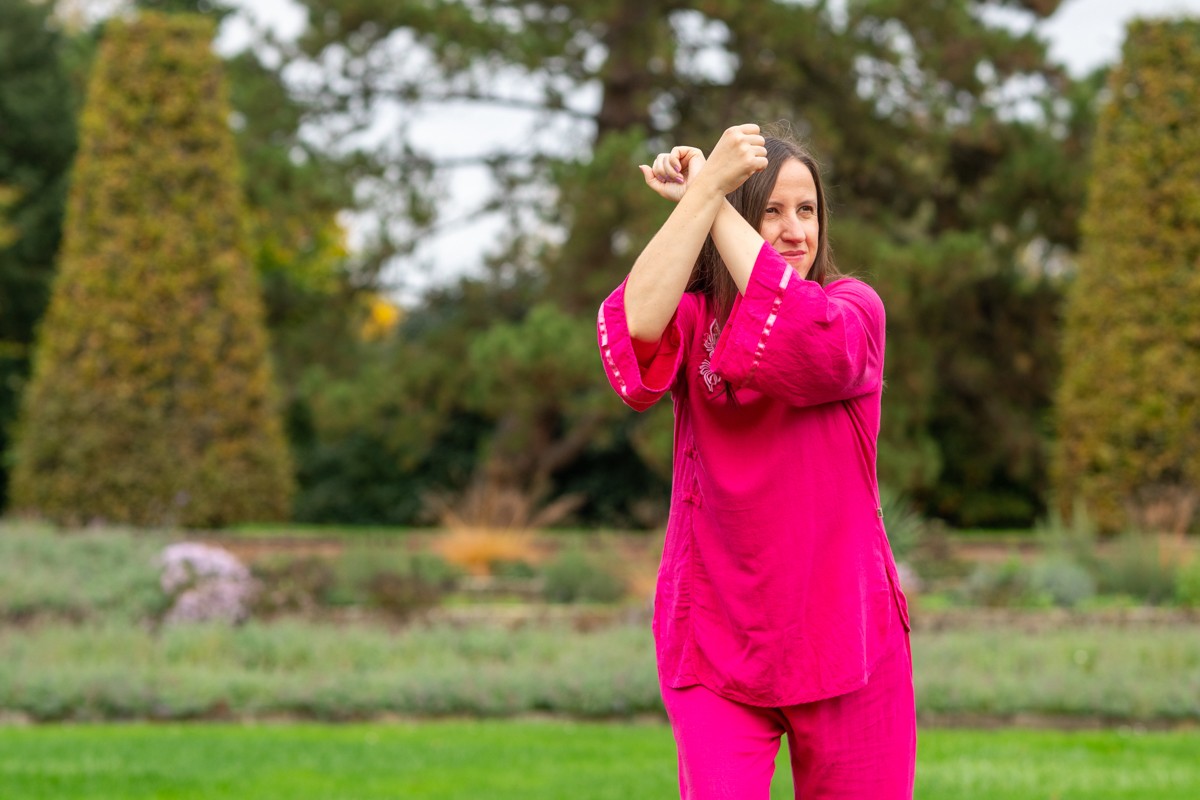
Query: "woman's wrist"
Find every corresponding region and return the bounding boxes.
[683,171,731,205]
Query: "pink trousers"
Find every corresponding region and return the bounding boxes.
[660,632,916,800]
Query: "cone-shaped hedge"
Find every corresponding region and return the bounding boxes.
[1055,19,1200,534]
[9,12,294,527]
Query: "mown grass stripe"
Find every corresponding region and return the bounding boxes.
[2,722,1199,799]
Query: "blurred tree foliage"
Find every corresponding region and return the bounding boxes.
[0,0,86,510]
[0,0,368,511]
[128,0,368,387]
[1,0,1104,527]
[281,0,1092,527]
[1055,19,1200,535]
[9,12,294,526]
[125,1,393,523]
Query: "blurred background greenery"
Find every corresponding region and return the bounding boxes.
[11,0,1196,534]
[1,0,1200,755]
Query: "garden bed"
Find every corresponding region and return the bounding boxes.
[2,521,1198,726]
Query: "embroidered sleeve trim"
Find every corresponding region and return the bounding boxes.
[597,305,630,398]
[744,265,792,383]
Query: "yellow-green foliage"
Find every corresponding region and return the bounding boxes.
[9,13,294,527]
[1055,20,1200,534]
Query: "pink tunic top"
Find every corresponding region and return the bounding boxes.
[598,242,910,707]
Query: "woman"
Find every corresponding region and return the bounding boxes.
[596,124,915,799]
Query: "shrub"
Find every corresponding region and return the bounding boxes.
[541,548,625,604]
[251,556,336,616]
[489,559,538,579]
[1095,534,1179,605]
[433,527,541,577]
[4,620,1200,722]
[366,570,443,622]
[8,12,293,527]
[879,484,924,562]
[159,542,257,625]
[1033,505,1102,569]
[326,546,459,619]
[959,557,1038,608]
[959,554,1101,610]
[1026,556,1096,608]
[1174,558,1200,608]
[0,523,168,623]
[1054,19,1200,534]
[903,521,968,586]
[0,620,663,721]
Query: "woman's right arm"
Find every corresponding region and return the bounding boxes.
[623,124,768,342]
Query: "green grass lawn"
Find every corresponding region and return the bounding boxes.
[2,721,1198,799]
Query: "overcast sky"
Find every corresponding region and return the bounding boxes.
[1040,0,1200,73]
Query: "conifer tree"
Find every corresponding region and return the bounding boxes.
[10,12,294,527]
[1055,19,1200,534]
[0,0,80,509]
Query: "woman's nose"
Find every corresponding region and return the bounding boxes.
[781,215,805,241]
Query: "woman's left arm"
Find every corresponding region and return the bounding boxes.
[708,199,765,294]
[707,243,885,407]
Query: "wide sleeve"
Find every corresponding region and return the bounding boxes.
[709,242,884,407]
[597,278,697,412]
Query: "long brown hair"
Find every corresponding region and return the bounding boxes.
[685,132,837,326]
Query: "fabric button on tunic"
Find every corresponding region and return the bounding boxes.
[598,243,910,707]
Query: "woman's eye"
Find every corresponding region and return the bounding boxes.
[764,207,779,215]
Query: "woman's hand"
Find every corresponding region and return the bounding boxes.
[639,146,706,203]
[624,128,758,341]
[696,123,767,196]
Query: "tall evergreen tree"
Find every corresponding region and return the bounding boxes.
[10,11,294,527]
[1055,19,1200,534]
[128,0,364,389]
[0,0,81,509]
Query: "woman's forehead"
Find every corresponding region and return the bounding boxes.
[770,159,817,196]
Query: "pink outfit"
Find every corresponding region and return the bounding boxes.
[662,623,915,799]
[597,242,911,707]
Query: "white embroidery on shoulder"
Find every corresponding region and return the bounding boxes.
[699,319,722,393]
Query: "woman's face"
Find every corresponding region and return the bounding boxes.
[758,158,819,278]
